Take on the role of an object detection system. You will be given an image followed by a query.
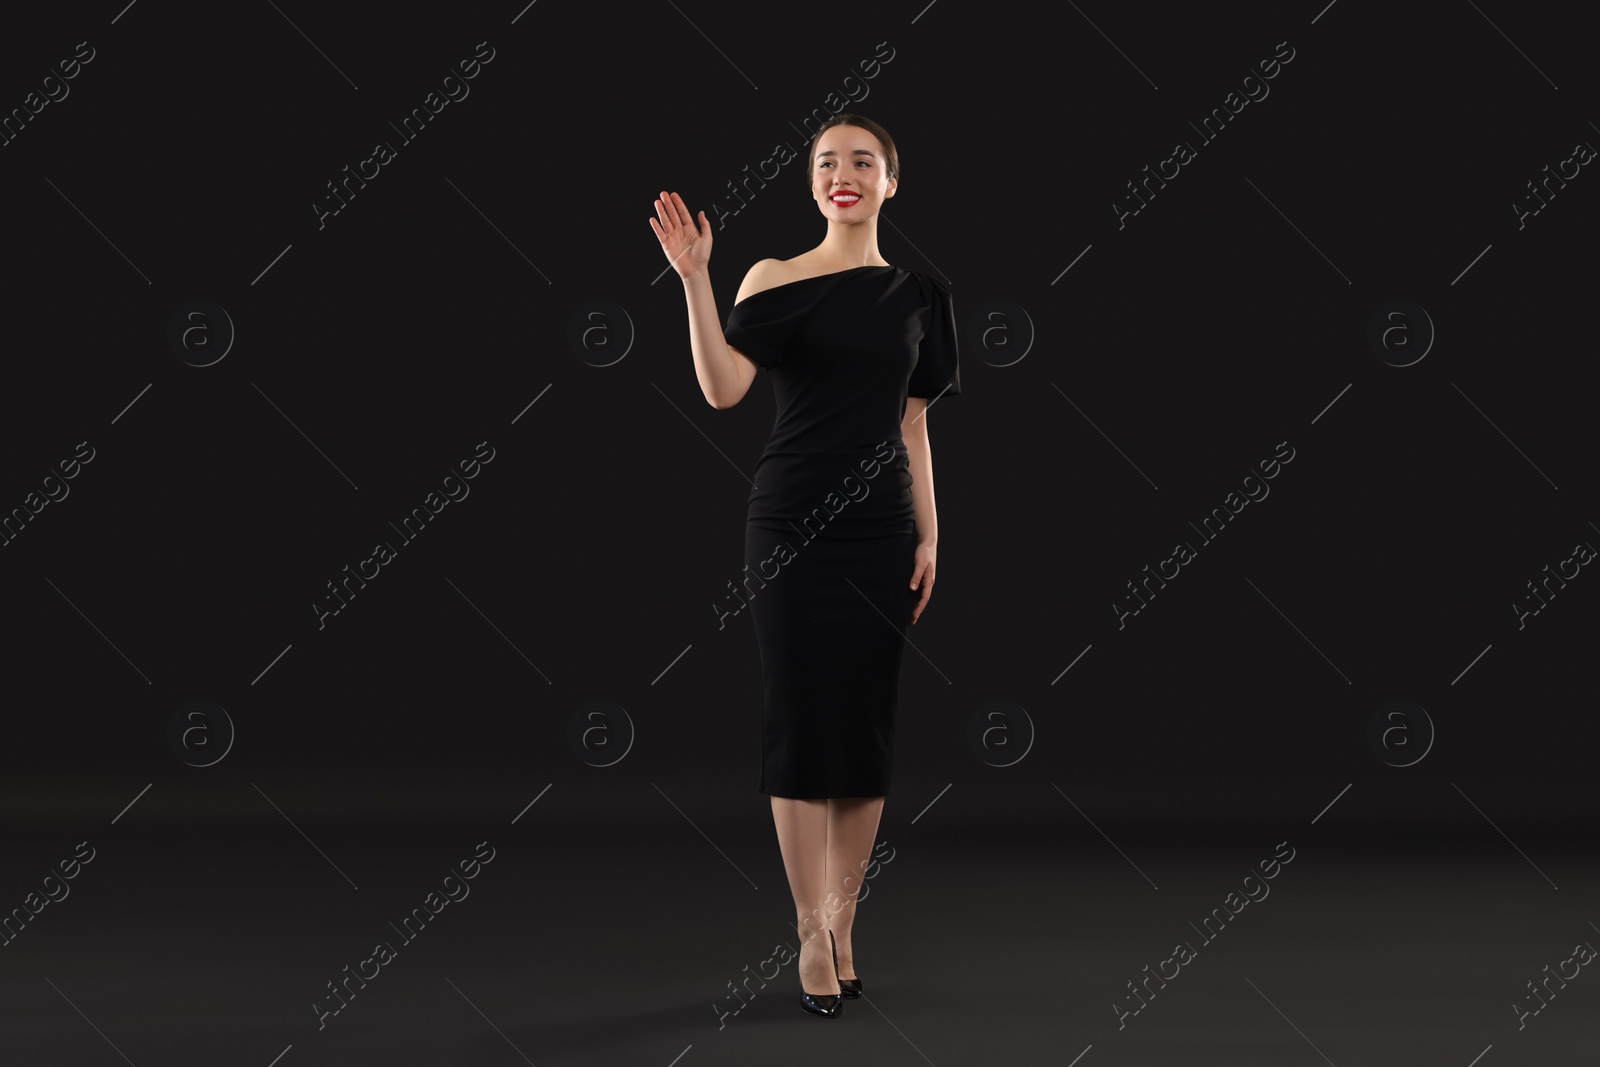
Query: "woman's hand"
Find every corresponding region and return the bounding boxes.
[909,540,937,625]
[649,190,712,280]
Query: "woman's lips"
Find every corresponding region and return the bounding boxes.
[830,193,861,207]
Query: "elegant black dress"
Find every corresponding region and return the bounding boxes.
[723,265,961,798]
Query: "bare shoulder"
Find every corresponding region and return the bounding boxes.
[734,258,789,305]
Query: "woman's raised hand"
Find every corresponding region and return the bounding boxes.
[650,190,712,280]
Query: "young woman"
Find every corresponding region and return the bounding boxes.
[651,113,961,1019]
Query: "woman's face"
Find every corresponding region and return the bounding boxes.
[810,125,896,222]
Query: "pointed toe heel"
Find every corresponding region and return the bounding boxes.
[829,929,863,999]
[799,989,842,1016]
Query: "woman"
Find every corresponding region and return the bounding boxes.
[651,113,961,1019]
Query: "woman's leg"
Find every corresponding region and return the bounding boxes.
[770,796,839,995]
[824,796,886,981]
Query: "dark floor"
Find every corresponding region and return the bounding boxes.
[2,783,1594,1066]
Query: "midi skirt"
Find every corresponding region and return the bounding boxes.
[744,518,919,798]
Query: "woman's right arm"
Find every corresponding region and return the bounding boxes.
[649,189,768,409]
[684,262,770,409]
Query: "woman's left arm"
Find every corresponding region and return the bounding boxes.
[902,397,939,624]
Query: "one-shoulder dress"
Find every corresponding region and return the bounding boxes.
[723,265,961,798]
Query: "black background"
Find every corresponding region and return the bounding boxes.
[2,1,1596,1062]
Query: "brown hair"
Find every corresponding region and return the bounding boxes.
[804,113,899,187]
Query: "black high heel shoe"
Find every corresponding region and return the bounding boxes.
[829,929,862,999]
[799,987,842,1017]
[799,933,843,1017]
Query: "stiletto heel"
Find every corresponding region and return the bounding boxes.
[799,931,842,1017]
[829,929,862,998]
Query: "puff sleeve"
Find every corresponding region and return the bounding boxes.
[908,275,962,399]
[724,292,804,369]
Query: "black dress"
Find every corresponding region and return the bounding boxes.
[723,266,961,798]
